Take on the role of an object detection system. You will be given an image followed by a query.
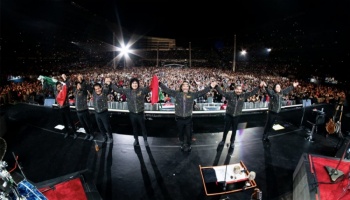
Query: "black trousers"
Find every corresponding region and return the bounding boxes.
[129,112,148,141]
[176,116,193,146]
[94,111,112,137]
[77,109,93,135]
[222,114,240,143]
[59,106,76,133]
[263,111,279,137]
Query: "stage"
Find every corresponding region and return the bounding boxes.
[1,103,349,199]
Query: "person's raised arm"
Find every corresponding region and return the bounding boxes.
[281,82,297,95]
[60,74,71,88]
[244,82,264,99]
[105,77,124,93]
[215,84,226,96]
[159,81,177,97]
[264,82,274,96]
[193,81,217,98]
[61,74,67,82]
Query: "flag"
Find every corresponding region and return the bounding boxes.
[150,75,159,105]
[38,75,57,89]
[38,75,57,85]
[56,84,67,106]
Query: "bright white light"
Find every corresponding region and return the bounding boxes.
[240,50,247,55]
[118,44,131,57]
[267,48,272,52]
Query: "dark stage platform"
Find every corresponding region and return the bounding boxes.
[1,103,350,200]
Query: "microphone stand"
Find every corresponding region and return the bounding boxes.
[299,105,306,128]
[222,165,228,191]
[325,138,350,182]
[12,152,27,180]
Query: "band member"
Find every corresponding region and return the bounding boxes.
[106,77,151,146]
[91,82,113,143]
[55,74,77,139]
[159,80,217,152]
[262,81,299,142]
[216,81,265,148]
[74,74,94,141]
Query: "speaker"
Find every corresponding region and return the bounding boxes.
[334,137,350,160]
[36,169,102,200]
[293,154,319,200]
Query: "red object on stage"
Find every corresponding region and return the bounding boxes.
[39,178,87,200]
[150,75,159,105]
[310,155,350,200]
[56,84,67,106]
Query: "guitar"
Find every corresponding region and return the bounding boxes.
[326,105,339,134]
[334,105,343,138]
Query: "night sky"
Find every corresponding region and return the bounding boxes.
[2,1,348,43]
[1,0,349,72]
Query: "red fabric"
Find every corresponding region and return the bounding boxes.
[56,84,67,106]
[310,155,350,200]
[150,75,159,105]
[220,104,227,110]
[39,178,87,200]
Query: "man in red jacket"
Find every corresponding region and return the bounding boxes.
[55,74,77,139]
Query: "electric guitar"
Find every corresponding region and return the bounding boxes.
[334,105,343,138]
[326,105,338,134]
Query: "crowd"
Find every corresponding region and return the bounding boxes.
[0,65,347,107]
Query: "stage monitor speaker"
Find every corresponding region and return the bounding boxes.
[36,169,102,200]
[334,137,350,161]
[293,154,319,200]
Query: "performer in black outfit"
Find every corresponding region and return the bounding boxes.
[106,77,151,146]
[262,81,299,142]
[216,81,265,148]
[91,82,113,143]
[159,80,217,152]
[74,74,94,141]
[55,74,77,139]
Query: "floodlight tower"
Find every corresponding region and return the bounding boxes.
[233,34,236,72]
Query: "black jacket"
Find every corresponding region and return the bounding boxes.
[91,84,110,113]
[111,85,150,113]
[159,82,212,117]
[265,85,294,113]
[74,80,92,112]
[216,86,260,117]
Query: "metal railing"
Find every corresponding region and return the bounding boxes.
[83,100,299,112]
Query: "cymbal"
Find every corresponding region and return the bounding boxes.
[0,137,6,161]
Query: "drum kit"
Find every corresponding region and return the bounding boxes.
[0,137,47,200]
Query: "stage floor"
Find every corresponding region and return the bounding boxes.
[1,103,348,200]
